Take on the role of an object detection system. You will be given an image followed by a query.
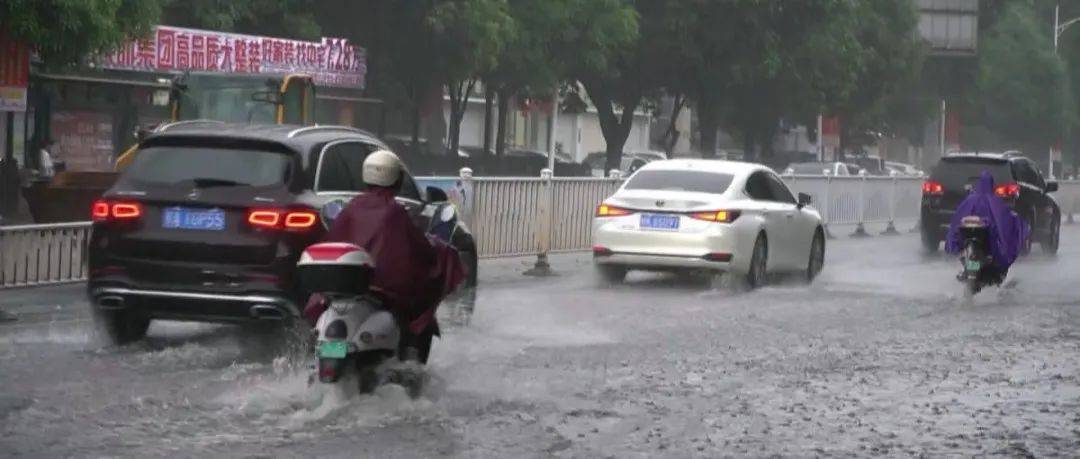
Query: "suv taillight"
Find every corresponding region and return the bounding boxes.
[922,180,944,196]
[247,209,318,231]
[994,183,1020,199]
[91,200,143,221]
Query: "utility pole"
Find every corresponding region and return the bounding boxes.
[547,90,560,173]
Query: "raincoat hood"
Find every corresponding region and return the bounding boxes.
[945,171,1029,267]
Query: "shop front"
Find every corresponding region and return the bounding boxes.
[21,25,370,223]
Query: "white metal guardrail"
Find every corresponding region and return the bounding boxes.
[4,173,1079,288]
[0,222,92,289]
[783,174,924,235]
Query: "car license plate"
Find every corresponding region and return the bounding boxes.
[640,213,679,230]
[163,207,226,231]
[319,341,348,359]
[964,259,982,271]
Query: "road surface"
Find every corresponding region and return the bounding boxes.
[2,227,1080,457]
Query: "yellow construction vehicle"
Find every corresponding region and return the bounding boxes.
[114,72,316,170]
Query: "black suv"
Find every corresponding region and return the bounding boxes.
[88,122,478,344]
[920,152,1060,254]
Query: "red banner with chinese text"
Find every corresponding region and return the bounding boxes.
[100,26,367,89]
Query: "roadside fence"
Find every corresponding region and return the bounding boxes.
[1,222,91,289]
[4,169,1079,288]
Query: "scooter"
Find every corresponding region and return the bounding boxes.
[298,242,423,396]
[957,216,994,298]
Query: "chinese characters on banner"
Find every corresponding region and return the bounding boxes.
[101,26,367,89]
[0,29,31,112]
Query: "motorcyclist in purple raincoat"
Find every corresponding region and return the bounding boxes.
[945,171,1029,285]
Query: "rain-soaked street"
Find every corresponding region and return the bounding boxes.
[3,226,1080,457]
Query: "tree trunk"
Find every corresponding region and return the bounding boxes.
[411,98,422,156]
[742,134,755,164]
[495,88,510,158]
[583,79,639,172]
[482,87,494,156]
[698,99,719,159]
[446,78,476,155]
[663,94,686,157]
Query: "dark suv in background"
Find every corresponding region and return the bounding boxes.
[88,122,478,344]
[920,152,1060,254]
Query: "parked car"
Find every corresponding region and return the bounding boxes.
[87,123,479,344]
[850,155,887,175]
[885,161,924,177]
[920,151,1060,254]
[592,159,825,289]
[586,151,668,177]
[783,161,856,176]
[507,148,573,164]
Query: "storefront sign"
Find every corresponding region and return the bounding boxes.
[101,26,367,89]
[0,30,30,112]
[52,111,115,172]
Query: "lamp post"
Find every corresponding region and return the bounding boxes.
[1052,4,1080,178]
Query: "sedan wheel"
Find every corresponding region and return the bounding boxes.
[806,230,825,283]
[746,234,768,289]
[595,264,628,285]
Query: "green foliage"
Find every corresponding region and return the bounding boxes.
[834,0,927,145]
[430,0,515,152]
[0,0,160,68]
[160,0,321,40]
[976,1,1075,149]
[429,0,513,83]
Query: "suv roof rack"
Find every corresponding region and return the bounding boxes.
[286,125,365,139]
[155,119,226,132]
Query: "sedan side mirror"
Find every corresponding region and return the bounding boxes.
[798,192,812,208]
[426,186,449,203]
[1045,181,1059,193]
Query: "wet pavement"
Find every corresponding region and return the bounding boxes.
[2,226,1080,457]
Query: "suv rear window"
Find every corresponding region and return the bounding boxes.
[931,158,1013,190]
[624,170,734,194]
[125,146,290,187]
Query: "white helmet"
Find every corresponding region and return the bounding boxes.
[363,150,403,187]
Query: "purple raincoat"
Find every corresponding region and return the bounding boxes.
[944,171,1029,268]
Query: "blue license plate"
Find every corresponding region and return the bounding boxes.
[162,207,226,231]
[319,341,348,359]
[640,213,679,230]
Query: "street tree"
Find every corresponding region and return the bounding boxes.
[429,0,514,155]
[831,0,926,152]
[565,0,679,171]
[692,0,864,163]
[0,0,160,68]
[976,1,1075,155]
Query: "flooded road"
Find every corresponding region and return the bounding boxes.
[3,228,1080,457]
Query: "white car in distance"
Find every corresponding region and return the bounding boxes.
[592,160,826,288]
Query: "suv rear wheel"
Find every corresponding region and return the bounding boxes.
[920,227,940,253]
[93,309,150,345]
[1041,214,1060,255]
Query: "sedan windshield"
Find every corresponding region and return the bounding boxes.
[624,170,735,194]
